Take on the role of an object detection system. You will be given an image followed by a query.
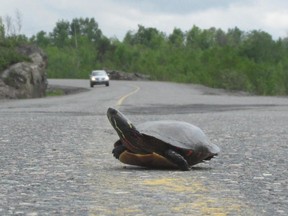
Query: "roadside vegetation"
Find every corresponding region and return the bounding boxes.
[1,15,288,95]
[46,88,65,97]
[0,13,31,72]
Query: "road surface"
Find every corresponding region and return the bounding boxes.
[1,79,287,215]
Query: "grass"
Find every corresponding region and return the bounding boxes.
[46,88,65,97]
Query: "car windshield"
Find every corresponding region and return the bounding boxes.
[92,71,106,76]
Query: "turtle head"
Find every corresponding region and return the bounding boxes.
[107,107,137,140]
[107,107,147,154]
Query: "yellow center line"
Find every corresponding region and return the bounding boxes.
[116,84,140,107]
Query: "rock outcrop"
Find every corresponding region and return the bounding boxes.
[107,70,150,81]
[0,45,48,99]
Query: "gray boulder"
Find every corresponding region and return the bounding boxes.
[0,45,48,99]
[107,70,150,81]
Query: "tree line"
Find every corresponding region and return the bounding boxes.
[1,16,288,95]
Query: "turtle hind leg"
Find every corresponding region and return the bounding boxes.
[164,149,189,171]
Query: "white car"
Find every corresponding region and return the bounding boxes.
[89,70,109,87]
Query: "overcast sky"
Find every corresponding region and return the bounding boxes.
[1,0,288,40]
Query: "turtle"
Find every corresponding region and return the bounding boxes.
[107,107,220,171]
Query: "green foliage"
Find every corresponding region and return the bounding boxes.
[19,17,288,95]
[0,14,31,72]
[0,17,5,42]
[46,88,65,97]
[0,40,31,72]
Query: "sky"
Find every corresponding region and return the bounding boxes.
[1,0,288,40]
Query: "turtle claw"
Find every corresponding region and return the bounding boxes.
[179,163,190,171]
[112,145,127,159]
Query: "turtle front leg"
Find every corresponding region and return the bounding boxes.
[112,140,127,159]
[164,149,190,171]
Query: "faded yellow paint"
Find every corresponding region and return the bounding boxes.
[143,178,207,193]
[142,177,244,216]
[116,84,140,107]
[88,207,113,216]
[89,207,142,216]
[114,207,142,215]
[191,199,242,216]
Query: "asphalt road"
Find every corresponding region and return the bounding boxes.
[1,79,287,216]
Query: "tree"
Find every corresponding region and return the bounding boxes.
[0,10,23,42]
[240,30,275,63]
[215,29,227,46]
[227,27,244,47]
[168,28,185,48]
[70,18,102,43]
[124,25,165,49]
[0,17,5,42]
[50,20,70,47]
[199,27,217,49]
[4,15,14,36]
[32,31,50,47]
[15,9,22,35]
[186,25,202,49]
[97,36,112,62]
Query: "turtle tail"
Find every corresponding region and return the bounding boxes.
[203,153,218,161]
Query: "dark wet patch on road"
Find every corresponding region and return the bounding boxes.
[123,104,279,115]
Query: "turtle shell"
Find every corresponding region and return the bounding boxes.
[117,120,220,169]
[137,120,220,154]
